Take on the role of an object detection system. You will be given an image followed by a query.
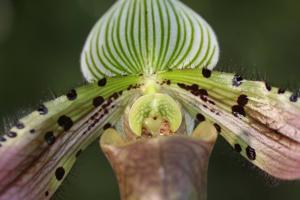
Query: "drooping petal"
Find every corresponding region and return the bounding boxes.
[81,0,219,81]
[158,69,300,180]
[0,75,141,200]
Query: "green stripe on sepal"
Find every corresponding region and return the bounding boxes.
[81,0,219,81]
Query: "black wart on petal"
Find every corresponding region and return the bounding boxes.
[232,74,243,87]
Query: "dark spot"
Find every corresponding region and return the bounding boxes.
[232,74,243,87]
[98,78,107,87]
[76,149,82,158]
[214,123,221,133]
[45,191,49,197]
[208,100,215,105]
[55,167,65,181]
[103,123,112,130]
[66,89,77,101]
[278,88,286,94]
[191,90,200,96]
[109,92,119,100]
[237,95,249,107]
[93,96,105,107]
[177,83,186,89]
[58,115,73,131]
[16,122,25,129]
[196,113,205,122]
[37,104,48,115]
[30,129,36,134]
[153,116,157,120]
[198,89,208,96]
[265,82,272,91]
[200,95,208,102]
[202,68,212,78]
[0,136,6,142]
[190,84,199,91]
[234,144,242,153]
[166,80,171,85]
[7,131,17,138]
[232,105,246,118]
[246,146,256,160]
[102,101,110,109]
[290,93,298,103]
[44,132,56,145]
[104,109,109,115]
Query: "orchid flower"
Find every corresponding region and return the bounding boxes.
[0,0,299,200]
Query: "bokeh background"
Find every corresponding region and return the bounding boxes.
[0,0,300,199]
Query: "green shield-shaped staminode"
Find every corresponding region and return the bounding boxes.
[129,93,182,136]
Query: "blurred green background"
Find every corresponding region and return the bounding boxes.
[0,0,300,199]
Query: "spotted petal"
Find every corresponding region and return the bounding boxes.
[158,69,300,180]
[81,0,219,81]
[0,75,141,199]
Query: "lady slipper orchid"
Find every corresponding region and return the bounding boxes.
[0,0,299,199]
